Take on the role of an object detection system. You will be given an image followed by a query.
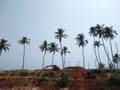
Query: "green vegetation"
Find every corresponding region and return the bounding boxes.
[36,77,48,84]
[0,73,6,76]
[18,71,29,77]
[43,72,54,78]
[56,72,70,88]
[0,39,10,55]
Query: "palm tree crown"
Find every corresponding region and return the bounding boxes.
[103,26,117,40]
[75,33,88,47]
[17,37,30,70]
[93,41,103,48]
[49,42,59,65]
[0,39,10,55]
[61,46,70,55]
[49,42,59,53]
[17,37,30,45]
[89,26,98,37]
[39,40,49,52]
[55,28,68,42]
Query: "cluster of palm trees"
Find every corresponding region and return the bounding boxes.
[0,24,120,70]
[39,28,70,69]
[89,24,120,69]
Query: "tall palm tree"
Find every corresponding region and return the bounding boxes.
[95,24,113,66]
[103,26,117,59]
[102,26,117,69]
[49,42,59,66]
[0,39,10,55]
[39,40,49,69]
[89,26,99,68]
[75,33,88,68]
[55,28,68,69]
[93,41,103,64]
[17,37,30,70]
[61,46,70,67]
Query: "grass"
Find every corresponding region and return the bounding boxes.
[36,77,48,84]
[43,72,54,78]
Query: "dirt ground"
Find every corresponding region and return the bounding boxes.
[0,66,114,90]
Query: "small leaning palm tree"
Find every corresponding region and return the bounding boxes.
[61,46,70,67]
[75,33,88,68]
[93,41,103,64]
[17,37,30,70]
[0,39,10,55]
[49,42,59,66]
[55,28,68,69]
[39,40,49,69]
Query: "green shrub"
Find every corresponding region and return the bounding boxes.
[36,72,40,77]
[0,73,6,76]
[57,72,70,88]
[10,72,15,76]
[36,77,48,84]
[18,71,29,77]
[43,72,54,78]
[30,72,36,76]
[106,77,120,86]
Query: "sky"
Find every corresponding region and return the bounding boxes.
[0,0,120,70]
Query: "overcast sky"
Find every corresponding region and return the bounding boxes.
[0,0,120,70]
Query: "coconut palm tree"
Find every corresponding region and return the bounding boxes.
[113,53,120,69]
[0,39,10,55]
[89,26,99,68]
[103,26,117,59]
[61,46,70,67]
[93,41,103,63]
[102,26,117,69]
[49,42,59,66]
[75,33,88,68]
[95,24,113,67]
[39,40,49,69]
[17,37,30,70]
[55,28,68,69]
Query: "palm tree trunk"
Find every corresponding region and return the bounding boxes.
[42,51,46,69]
[98,47,101,63]
[93,37,99,67]
[109,38,116,69]
[82,47,85,68]
[94,36,99,66]
[22,44,25,70]
[52,52,55,66]
[115,42,119,54]
[94,47,99,65]
[115,42,119,69]
[63,54,66,67]
[102,37,113,65]
[109,38,114,59]
[0,50,1,55]
[60,41,64,69]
